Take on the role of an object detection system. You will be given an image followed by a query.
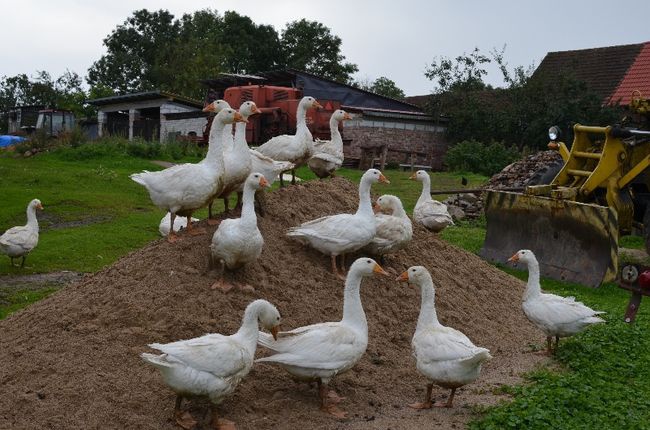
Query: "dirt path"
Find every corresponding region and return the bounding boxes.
[0,271,84,291]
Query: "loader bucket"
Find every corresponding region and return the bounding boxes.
[480,191,619,287]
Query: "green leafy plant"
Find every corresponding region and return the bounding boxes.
[444,139,520,176]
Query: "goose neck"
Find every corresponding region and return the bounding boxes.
[523,258,542,300]
[356,178,374,217]
[26,205,39,228]
[329,117,342,142]
[240,184,258,227]
[205,119,227,163]
[236,302,263,351]
[341,271,367,330]
[418,176,432,204]
[416,279,440,331]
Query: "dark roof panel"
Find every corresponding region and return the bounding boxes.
[533,42,644,102]
[87,90,203,108]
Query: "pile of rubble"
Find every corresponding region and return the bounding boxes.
[484,150,562,189]
[443,151,563,220]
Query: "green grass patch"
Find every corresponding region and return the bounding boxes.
[0,288,58,319]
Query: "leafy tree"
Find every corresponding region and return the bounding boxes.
[354,76,405,99]
[424,46,623,153]
[87,9,179,93]
[280,19,358,83]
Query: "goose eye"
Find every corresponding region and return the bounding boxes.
[367,260,372,264]
[276,316,280,321]
[411,268,416,272]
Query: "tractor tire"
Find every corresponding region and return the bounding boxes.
[526,159,564,186]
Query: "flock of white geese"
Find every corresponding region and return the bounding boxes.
[0,96,605,429]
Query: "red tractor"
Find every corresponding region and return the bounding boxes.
[203,85,340,145]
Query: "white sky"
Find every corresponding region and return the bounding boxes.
[2,0,649,96]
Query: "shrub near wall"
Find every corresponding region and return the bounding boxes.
[444,140,519,176]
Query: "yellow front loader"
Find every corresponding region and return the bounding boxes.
[481,95,650,287]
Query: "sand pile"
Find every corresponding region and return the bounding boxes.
[0,177,543,430]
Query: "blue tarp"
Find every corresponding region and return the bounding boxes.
[0,135,26,148]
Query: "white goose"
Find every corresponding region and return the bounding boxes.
[397,266,491,409]
[158,213,199,237]
[508,249,605,354]
[0,198,43,267]
[410,170,454,233]
[218,101,260,212]
[202,99,234,221]
[142,299,281,430]
[257,96,322,185]
[131,108,244,241]
[257,257,388,418]
[363,194,413,257]
[210,172,269,292]
[308,109,351,179]
[287,169,389,278]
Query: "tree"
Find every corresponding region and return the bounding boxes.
[423,46,623,152]
[280,19,358,83]
[87,9,179,93]
[369,77,405,99]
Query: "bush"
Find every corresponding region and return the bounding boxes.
[444,139,520,176]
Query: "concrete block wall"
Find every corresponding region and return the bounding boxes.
[162,117,207,141]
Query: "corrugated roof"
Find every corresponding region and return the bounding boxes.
[533,42,644,103]
[609,42,650,105]
[87,90,203,108]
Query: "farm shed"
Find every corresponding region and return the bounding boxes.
[202,70,449,169]
[87,91,204,142]
[3,105,44,134]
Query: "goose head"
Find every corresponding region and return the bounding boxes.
[409,170,430,182]
[202,99,231,113]
[246,172,270,190]
[332,109,352,122]
[299,96,323,110]
[29,199,44,211]
[396,265,432,288]
[216,108,247,125]
[373,194,399,214]
[349,257,389,278]
[253,299,281,340]
[507,249,536,266]
[239,101,261,118]
[362,168,390,185]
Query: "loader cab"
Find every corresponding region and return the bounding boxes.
[35,109,75,137]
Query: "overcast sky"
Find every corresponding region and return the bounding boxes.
[3,0,649,96]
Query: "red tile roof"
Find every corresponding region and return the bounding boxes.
[533,43,644,103]
[609,42,650,105]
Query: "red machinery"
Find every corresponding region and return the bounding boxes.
[203,85,340,145]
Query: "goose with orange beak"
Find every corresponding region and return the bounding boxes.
[257,258,389,418]
[210,173,270,292]
[131,108,246,242]
[308,109,352,179]
[397,266,491,409]
[410,170,454,233]
[218,100,260,214]
[142,299,281,430]
[0,198,43,268]
[508,249,605,354]
[257,96,323,185]
[287,169,390,278]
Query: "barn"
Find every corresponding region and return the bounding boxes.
[88,69,449,170]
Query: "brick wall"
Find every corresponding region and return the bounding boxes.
[342,115,448,170]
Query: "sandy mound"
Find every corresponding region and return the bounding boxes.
[0,177,543,430]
